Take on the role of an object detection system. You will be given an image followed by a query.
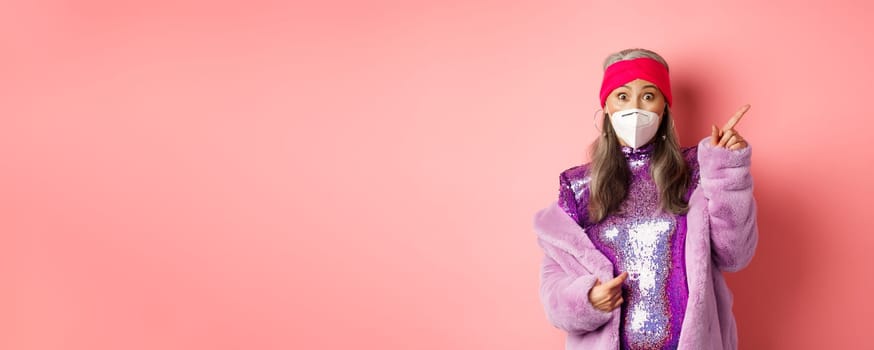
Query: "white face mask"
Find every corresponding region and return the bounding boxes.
[608,108,661,149]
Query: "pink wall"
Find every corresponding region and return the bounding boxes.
[2,1,871,349]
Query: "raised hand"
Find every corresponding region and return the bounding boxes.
[711,104,750,150]
[588,271,628,312]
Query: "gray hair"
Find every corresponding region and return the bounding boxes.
[602,48,669,72]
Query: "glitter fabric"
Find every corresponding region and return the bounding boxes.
[558,140,700,350]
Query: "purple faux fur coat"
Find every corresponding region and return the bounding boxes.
[534,136,758,350]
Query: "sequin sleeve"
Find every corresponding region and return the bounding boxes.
[558,171,581,225]
[697,136,759,272]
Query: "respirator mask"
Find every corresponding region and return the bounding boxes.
[607,108,661,149]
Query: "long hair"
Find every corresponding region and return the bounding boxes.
[587,49,691,223]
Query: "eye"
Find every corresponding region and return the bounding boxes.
[643,93,655,100]
[617,93,628,100]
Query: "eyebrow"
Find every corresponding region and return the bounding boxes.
[617,84,658,90]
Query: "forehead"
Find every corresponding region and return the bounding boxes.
[614,78,658,89]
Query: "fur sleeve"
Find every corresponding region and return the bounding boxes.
[537,238,613,334]
[533,202,615,334]
[697,136,759,272]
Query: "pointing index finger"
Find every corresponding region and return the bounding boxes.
[722,104,751,131]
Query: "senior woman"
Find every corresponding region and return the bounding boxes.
[533,48,758,349]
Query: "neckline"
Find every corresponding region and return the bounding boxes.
[620,141,656,160]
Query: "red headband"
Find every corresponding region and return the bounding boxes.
[599,57,672,107]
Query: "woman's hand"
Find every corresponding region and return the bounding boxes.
[588,271,628,312]
[711,104,750,150]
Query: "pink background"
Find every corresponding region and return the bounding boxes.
[2,1,872,349]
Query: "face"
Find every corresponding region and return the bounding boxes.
[603,78,667,146]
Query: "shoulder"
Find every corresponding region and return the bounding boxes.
[681,145,701,187]
[557,163,592,225]
[559,163,593,201]
[681,145,698,164]
[560,163,591,182]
